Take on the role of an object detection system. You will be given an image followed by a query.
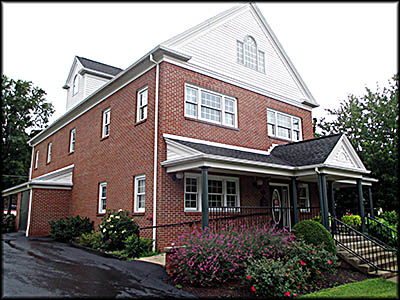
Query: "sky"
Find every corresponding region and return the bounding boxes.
[2,2,398,125]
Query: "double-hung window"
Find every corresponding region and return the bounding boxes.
[267,109,302,142]
[34,150,39,169]
[298,184,310,213]
[69,128,76,153]
[134,175,146,213]
[237,35,265,73]
[47,142,52,163]
[183,174,240,211]
[102,108,111,138]
[137,87,148,122]
[184,84,237,128]
[98,182,107,214]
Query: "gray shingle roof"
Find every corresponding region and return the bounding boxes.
[77,56,123,76]
[168,134,342,167]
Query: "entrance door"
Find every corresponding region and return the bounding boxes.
[270,185,291,230]
[19,191,29,231]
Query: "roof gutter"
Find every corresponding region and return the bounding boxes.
[149,53,160,252]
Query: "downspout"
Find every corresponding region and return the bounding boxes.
[149,53,160,251]
[26,146,34,237]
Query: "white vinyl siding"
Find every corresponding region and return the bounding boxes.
[69,128,76,153]
[184,173,240,212]
[298,184,310,213]
[170,8,308,103]
[102,108,111,138]
[134,175,146,213]
[98,182,107,214]
[47,142,52,163]
[267,109,302,142]
[184,84,237,128]
[137,87,148,122]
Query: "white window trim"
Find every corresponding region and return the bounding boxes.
[136,86,148,123]
[69,128,76,153]
[102,108,111,138]
[47,142,52,163]
[72,74,79,96]
[98,182,107,214]
[298,183,310,213]
[134,175,146,213]
[237,35,265,73]
[267,108,302,142]
[183,173,240,212]
[184,83,238,128]
[34,150,39,169]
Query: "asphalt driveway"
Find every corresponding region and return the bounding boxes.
[1,232,193,298]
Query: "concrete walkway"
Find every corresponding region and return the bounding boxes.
[387,276,398,284]
[137,253,166,266]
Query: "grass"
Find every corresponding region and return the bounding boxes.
[301,278,398,298]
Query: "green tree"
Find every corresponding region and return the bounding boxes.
[315,74,398,211]
[1,75,54,190]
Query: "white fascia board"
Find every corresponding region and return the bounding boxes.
[163,134,272,156]
[250,3,318,107]
[78,68,114,79]
[29,183,73,189]
[2,182,30,196]
[63,56,81,89]
[335,179,373,186]
[163,57,314,112]
[32,164,74,181]
[29,46,191,147]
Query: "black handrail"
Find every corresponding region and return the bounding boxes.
[365,216,398,249]
[330,216,398,273]
[366,216,398,235]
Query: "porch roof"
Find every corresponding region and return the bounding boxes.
[161,134,373,182]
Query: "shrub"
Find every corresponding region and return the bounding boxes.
[246,239,337,297]
[123,235,155,258]
[79,230,102,249]
[98,209,139,251]
[49,215,94,242]
[167,222,296,287]
[341,214,361,230]
[2,214,16,233]
[312,216,322,223]
[380,210,398,228]
[367,217,398,248]
[292,220,336,255]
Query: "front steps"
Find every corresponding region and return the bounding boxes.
[334,234,398,278]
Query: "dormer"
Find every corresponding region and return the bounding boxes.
[63,56,123,111]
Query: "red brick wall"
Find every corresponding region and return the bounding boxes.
[30,68,157,230]
[28,188,72,236]
[28,61,317,247]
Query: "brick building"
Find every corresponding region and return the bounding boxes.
[2,3,375,250]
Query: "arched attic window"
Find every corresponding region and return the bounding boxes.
[72,74,79,96]
[237,35,265,73]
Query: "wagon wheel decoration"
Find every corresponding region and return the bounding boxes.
[271,189,281,224]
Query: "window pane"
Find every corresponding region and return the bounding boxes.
[201,107,221,122]
[138,179,145,193]
[138,195,145,208]
[186,86,198,103]
[258,51,265,72]
[208,194,223,208]
[226,181,236,194]
[201,91,221,109]
[268,124,275,136]
[237,41,244,64]
[277,113,291,128]
[278,126,291,139]
[227,195,237,207]
[185,193,197,208]
[208,180,223,194]
[185,102,197,117]
[140,90,148,106]
[293,118,300,130]
[244,36,257,70]
[101,185,107,198]
[267,111,275,124]
[293,130,300,141]
[224,113,234,126]
[224,98,235,113]
[299,187,306,198]
[185,178,197,193]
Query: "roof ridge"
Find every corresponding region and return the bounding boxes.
[76,56,123,71]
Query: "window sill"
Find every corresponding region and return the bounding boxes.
[184,117,239,131]
[134,119,147,127]
[100,135,110,142]
[68,151,75,156]
[96,213,106,217]
[268,135,302,143]
[184,211,201,216]
[132,212,145,216]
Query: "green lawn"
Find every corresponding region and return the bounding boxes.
[300,278,398,298]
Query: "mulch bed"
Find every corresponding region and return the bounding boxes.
[164,260,375,298]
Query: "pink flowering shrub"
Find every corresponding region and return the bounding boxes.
[246,239,337,297]
[167,222,295,287]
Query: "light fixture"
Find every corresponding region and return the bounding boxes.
[257,178,263,186]
[176,172,183,179]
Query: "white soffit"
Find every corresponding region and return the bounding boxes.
[31,164,74,185]
[324,135,367,172]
